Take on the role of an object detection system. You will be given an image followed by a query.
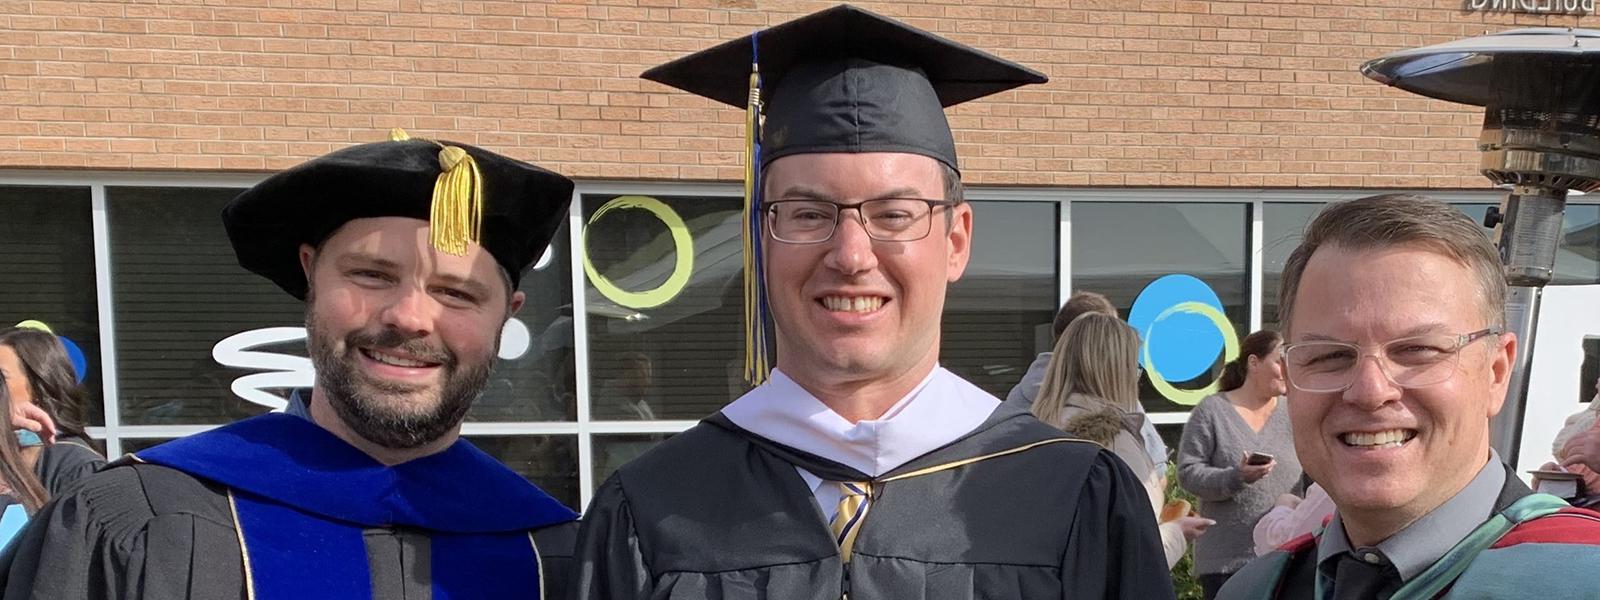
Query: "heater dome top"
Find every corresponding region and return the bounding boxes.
[1362,28,1600,111]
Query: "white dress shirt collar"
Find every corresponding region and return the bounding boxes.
[721,366,1001,478]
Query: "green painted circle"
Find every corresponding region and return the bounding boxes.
[582,196,695,310]
[1143,301,1241,406]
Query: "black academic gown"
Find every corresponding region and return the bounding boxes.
[572,403,1176,599]
[0,422,579,600]
[32,434,106,496]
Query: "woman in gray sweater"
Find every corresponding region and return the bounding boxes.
[1178,329,1301,600]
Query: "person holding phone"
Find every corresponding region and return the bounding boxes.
[1177,329,1301,599]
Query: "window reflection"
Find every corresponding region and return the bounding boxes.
[109,187,293,425]
[582,194,748,420]
[943,200,1058,396]
[0,186,102,425]
[467,434,579,511]
[593,433,673,487]
[1260,203,1325,332]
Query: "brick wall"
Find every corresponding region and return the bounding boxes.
[2,0,1598,187]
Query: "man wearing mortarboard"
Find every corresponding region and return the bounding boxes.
[0,132,581,599]
[571,6,1176,599]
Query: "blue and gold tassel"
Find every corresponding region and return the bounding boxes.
[743,34,773,385]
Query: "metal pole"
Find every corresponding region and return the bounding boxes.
[1491,285,1540,461]
[1487,185,1567,464]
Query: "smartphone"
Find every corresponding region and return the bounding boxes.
[1246,452,1274,466]
[1530,469,1583,499]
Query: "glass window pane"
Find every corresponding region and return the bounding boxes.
[109,187,290,425]
[109,186,575,424]
[469,224,576,422]
[467,434,579,511]
[118,435,580,511]
[1555,204,1600,285]
[592,433,672,489]
[0,186,103,426]
[1260,203,1326,332]
[944,200,1058,396]
[1072,202,1250,414]
[582,193,747,421]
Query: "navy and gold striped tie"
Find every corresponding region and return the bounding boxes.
[829,482,872,562]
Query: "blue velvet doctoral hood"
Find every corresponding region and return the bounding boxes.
[136,412,576,533]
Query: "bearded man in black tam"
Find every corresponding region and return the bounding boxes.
[0,131,580,600]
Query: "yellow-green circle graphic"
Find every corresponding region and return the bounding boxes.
[582,195,694,310]
[1141,301,1241,406]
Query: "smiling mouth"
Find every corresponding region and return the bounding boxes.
[1339,429,1417,449]
[360,348,441,369]
[820,295,886,313]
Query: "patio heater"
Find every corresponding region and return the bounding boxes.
[1362,28,1600,465]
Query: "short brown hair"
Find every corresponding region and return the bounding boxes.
[1277,193,1505,334]
[1053,291,1118,340]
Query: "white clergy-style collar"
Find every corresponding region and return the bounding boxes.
[721,366,1001,479]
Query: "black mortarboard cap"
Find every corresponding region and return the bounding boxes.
[641,4,1048,172]
[223,134,575,299]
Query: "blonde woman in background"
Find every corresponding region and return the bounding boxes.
[1032,312,1213,569]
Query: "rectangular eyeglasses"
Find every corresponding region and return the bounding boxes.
[1280,326,1503,393]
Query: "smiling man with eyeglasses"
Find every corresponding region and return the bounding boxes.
[1220,194,1600,600]
[571,5,1174,600]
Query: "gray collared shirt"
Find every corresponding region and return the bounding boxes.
[284,389,313,420]
[1316,449,1506,585]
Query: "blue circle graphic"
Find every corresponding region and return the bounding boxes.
[1127,274,1227,382]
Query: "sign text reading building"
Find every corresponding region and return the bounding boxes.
[1469,0,1596,14]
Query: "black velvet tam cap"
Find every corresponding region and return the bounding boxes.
[222,137,574,300]
[641,4,1047,172]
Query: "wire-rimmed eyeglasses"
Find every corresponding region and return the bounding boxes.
[1280,326,1503,393]
[764,198,957,244]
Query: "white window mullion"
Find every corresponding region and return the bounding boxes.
[1250,198,1264,332]
[1059,198,1072,306]
[569,188,596,509]
[90,184,123,458]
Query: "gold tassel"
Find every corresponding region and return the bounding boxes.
[387,128,484,256]
[743,56,772,386]
[429,145,484,256]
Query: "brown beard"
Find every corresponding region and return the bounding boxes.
[304,305,495,450]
